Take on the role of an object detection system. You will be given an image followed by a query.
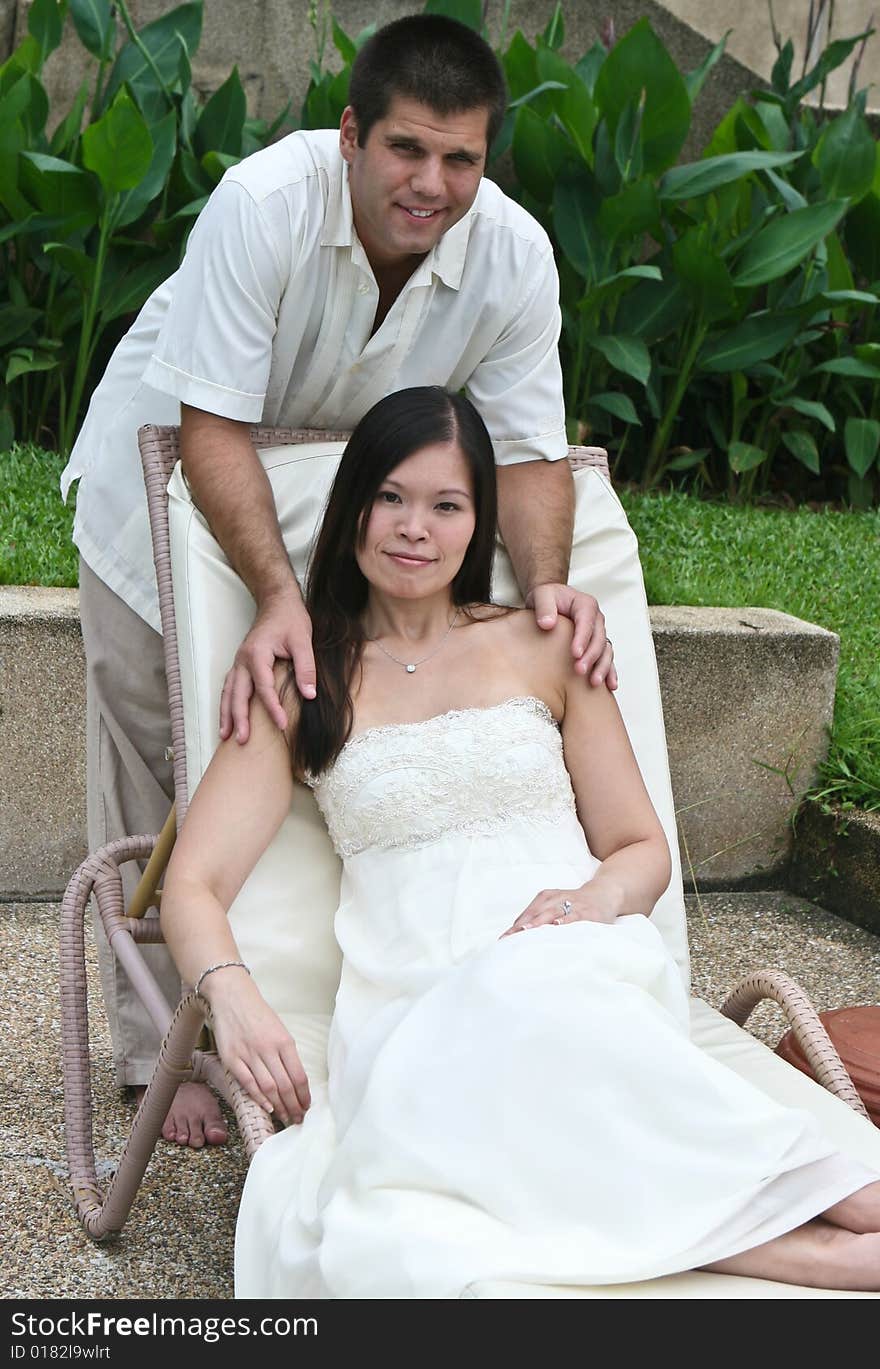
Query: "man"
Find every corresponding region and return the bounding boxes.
[62,15,617,1147]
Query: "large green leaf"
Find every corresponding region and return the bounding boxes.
[705,97,770,157]
[660,150,800,202]
[814,357,880,380]
[28,0,65,64]
[0,304,42,347]
[698,310,802,372]
[733,201,848,287]
[671,226,736,322]
[728,441,766,473]
[513,104,571,205]
[43,241,96,292]
[6,346,60,384]
[598,177,659,242]
[19,152,98,225]
[49,80,90,160]
[195,66,246,158]
[781,430,820,474]
[552,171,604,282]
[331,19,357,64]
[771,40,794,95]
[587,334,651,386]
[541,3,565,49]
[685,31,729,104]
[593,18,690,174]
[114,109,177,228]
[615,274,689,342]
[789,31,874,107]
[502,31,538,102]
[844,191,880,282]
[201,149,240,186]
[536,45,595,161]
[82,89,153,193]
[3,72,49,142]
[781,397,835,431]
[578,265,662,317]
[575,43,606,97]
[814,104,876,203]
[105,2,203,108]
[0,114,31,220]
[423,0,482,30]
[844,418,880,477]
[69,0,114,60]
[588,392,641,424]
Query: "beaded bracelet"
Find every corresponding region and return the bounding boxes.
[194,960,251,996]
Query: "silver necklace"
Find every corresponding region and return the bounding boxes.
[368,609,461,674]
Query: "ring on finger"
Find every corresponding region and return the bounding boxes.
[560,899,572,918]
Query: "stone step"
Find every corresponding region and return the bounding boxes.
[1,589,841,896]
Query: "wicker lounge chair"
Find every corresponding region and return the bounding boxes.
[59,425,880,1297]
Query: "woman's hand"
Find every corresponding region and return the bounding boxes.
[499,884,620,938]
[202,971,311,1126]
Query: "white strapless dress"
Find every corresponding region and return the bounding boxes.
[234,697,875,1298]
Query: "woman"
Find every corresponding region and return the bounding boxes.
[161,387,880,1297]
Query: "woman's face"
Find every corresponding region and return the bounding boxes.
[356,440,477,600]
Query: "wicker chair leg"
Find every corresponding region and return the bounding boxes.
[60,835,161,1225]
[721,970,870,1120]
[61,838,276,1238]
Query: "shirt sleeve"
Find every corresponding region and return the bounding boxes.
[464,243,568,466]
[142,180,286,421]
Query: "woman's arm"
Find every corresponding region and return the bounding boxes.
[160,672,311,1124]
[502,620,670,934]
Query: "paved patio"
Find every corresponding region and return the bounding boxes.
[3,892,879,1300]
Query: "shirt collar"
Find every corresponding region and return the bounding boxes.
[322,161,474,292]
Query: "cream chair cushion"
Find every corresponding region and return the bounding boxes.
[168,442,880,1298]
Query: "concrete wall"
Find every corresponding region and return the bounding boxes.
[652,605,839,890]
[0,588,86,898]
[0,591,839,898]
[668,0,879,112]
[2,1,784,157]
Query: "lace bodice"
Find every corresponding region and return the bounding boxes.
[309,696,578,858]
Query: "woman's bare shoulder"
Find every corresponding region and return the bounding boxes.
[466,604,575,711]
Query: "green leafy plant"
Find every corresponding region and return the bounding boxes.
[0,0,291,454]
[297,0,878,503]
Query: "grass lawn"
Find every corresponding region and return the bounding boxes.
[2,443,877,808]
[619,488,880,811]
[1,444,77,586]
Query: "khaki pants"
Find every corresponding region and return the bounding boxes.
[79,558,180,1086]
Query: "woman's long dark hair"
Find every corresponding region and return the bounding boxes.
[289,387,498,778]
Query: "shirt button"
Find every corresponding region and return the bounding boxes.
[357,282,369,295]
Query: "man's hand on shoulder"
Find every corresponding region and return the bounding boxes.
[220,592,317,744]
[526,583,618,691]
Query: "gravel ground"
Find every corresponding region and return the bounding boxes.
[2,893,878,1302]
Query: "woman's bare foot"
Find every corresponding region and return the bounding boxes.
[133,1081,228,1148]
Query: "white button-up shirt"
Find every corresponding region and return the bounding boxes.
[62,129,567,630]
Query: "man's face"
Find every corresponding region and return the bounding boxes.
[339,95,488,272]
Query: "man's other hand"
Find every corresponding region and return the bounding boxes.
[526,582,618,690]
[219,594,317,743]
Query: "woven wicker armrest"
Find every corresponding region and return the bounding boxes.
[721,970,869,1120]
[67,991,273,1239]
[61,837,274,1238]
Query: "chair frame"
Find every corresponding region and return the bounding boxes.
[60,424,869,1241]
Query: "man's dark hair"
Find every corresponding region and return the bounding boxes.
[348,14,507,150]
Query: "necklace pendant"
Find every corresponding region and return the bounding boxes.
[405,663,417,674]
